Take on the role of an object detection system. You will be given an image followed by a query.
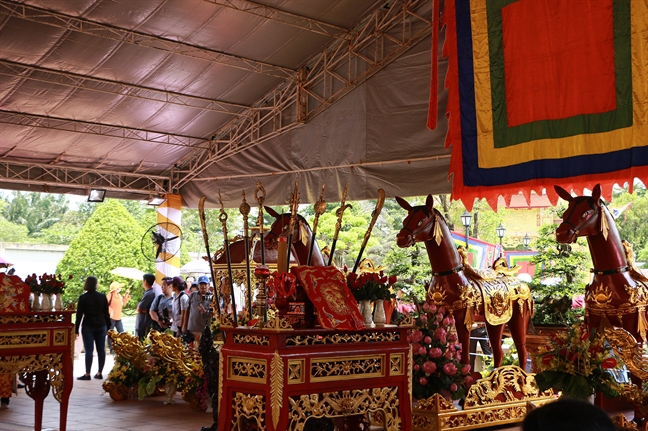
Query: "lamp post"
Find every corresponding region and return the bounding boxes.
[461,211,472,248]
[523,233,531,250]
[496,223,506,256]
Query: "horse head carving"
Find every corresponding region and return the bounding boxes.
[264,206,326,267]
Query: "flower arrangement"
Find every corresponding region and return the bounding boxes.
[107,356,142,388]
[25,273,71,295]
[411,302,473,401]
[346,270,397,302]
[138,357,180,400]
[533,322,622,400]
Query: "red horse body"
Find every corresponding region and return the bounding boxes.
[264,206,326,267]
[396,195,532,369]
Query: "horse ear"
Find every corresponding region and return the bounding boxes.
[554,185,573,202]
[395,196,412,211]
[264,205,280,219]
[591,184,602,203]
[425,194,434,212]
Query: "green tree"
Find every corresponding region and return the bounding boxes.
[529,224,591,324]
[611,183,648,255]
[3,192,69,235]
[56,200,153,307]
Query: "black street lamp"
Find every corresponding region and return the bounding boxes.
[461,211,472,248]
[523,233,531,250]
[496,223,506,256]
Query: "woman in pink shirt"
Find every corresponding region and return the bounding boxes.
[106,281,130,354]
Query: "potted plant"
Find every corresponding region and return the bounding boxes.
[346,270,397,325]
[533,322,621,400]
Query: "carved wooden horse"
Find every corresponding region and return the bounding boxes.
[264,206,327,267]
[555,184,648,421]
[396,195,532,369]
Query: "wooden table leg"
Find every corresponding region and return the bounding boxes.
[22,370,50,431]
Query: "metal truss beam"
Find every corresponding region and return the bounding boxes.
[0,110,210,149]
[174,0,432,188]
[0,160,171,196]
[0,60,251,117]
[203,0,352,40]
[0,0,295,80]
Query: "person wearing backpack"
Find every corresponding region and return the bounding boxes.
[170,276,189,337]
[106,281,130,354]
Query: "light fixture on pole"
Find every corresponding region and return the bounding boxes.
[523,233,531,250]
[496,223,506,256]
[87,189,106,203]
[147,195,167,206]
[460,210,472,248]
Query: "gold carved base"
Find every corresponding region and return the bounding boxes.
[412,366,556,431]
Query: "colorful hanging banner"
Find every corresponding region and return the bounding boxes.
[443,0,648,210]
[450,231,500,270]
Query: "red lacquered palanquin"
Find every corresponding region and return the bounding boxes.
[0,311,75,431]
[218,323,412,431]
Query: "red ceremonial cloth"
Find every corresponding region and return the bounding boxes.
[291,266,365,331]
[0,273,30,313]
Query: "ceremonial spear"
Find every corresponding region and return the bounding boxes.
[239,191,253,321]
[284,177,299,273]
[327,182,352,266]
[218,190,238,326]
[352,188,386,274]
[254,181,269,325]
[306,184,326,266]
[198,196,221,317]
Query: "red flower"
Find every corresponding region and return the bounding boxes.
[601,358,617,369]
[388,275,397,285]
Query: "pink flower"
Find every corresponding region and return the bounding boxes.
[434,327,447,340]
[419,377,428,386]
[419,314,428,324]
[439,335,446,344]
[443,363,457,376]
[444,350,454,359]
[423,336,432,345]
[439,306,446,314]
[418,346,427,355]
[436,313,444,322]
[429,304,437,313]
[414,364,420,371]
[572,294,585,309]
[448,316,455,325]
[461,364,471,374]
[450,383,458,392]
[422,361,437,374]
[428,347,443,358]
[423,302,430,311]
[464,375,474,385]
[411,330,423,343]
[412,342,421,353]
[442,317,450,326]
[448,333,457,342]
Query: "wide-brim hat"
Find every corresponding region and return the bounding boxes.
[109,281,124,292]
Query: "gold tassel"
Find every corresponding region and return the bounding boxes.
[600,208,609,241]
[433,215,444,246]
[299,222,309,246]
[637,306,647,341]
[464,306,474,331]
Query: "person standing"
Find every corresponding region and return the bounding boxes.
[170,276,189,337]
[186,275,212,342]
[150,277,173,332]
[106,281,130,354]
[135,274,156,340]
[75,276,111,380]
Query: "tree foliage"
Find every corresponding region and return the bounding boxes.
[2,192,69,235]
[611,183,648,261]
[56,200,153,307]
